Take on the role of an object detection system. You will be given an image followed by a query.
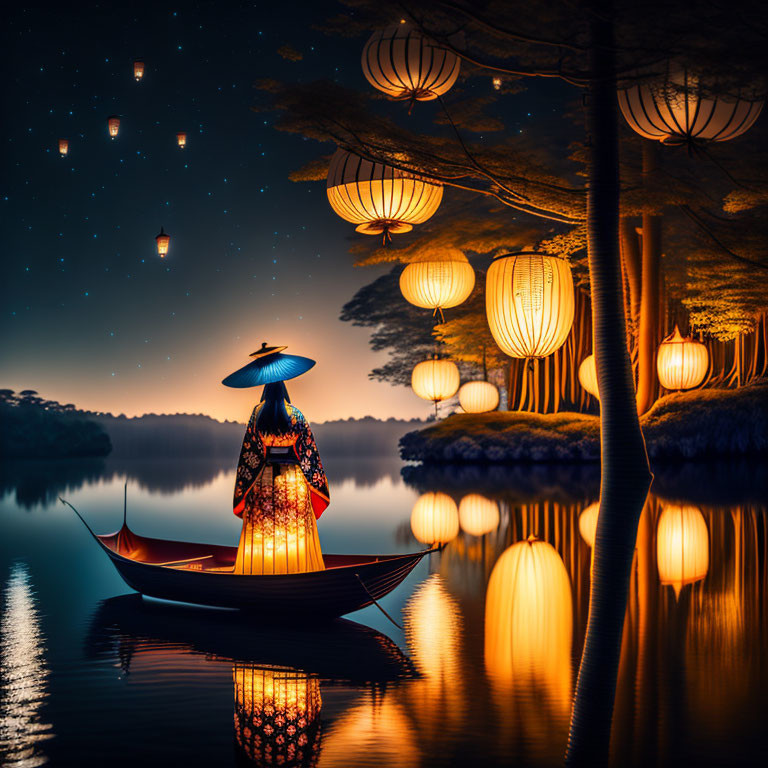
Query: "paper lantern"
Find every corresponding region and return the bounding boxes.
[458,494,499,536]
[361,22,460,102]
[656,325,709,391]
[458,381,499,413]
[58,139,69,157]
[155,227,170,258]
[410,492,459,545]
[399,249,475,316]
[133,60,144,81]
[578,502,600,548]
[233,664,321,766]
[618,66,762,145]
[107,115,120,138]
[657,504,709,597]
[578,354,599,400]
[327,148,443,239]
[486,252,574,359]
[411,357,459,406]
[176,132,187,148]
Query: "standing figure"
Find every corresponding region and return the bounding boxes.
[223,344,329,575]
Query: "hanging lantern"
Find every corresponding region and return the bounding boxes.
[410,492,459,545]
[578,354,599,400]
[361,22,460,103]
[107,115,120,138]
[155,227,170,258]
[133,60,145,81]
[656,504,709,597]
[578,502,600,548]
[326,148,443,240]
[176,132,187,148]
[656,325,709,391]
[457,381,499,414]
[458,494,499,537]
[411,356,459,407]
[233,664,322,766]
[58,139,69,157]
[618,66,762,145]
[399,249,475,318]
[486,252,575,359]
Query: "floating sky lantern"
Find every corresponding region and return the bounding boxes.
[657,504,710,597]
[176,132,187,148]
[656,325,709,391]
[411,356,460,412]
[361,22,460,103]
[58,139,69,157]
[107,115,120,138]
[133,60,144,81]
[458,494,499,537]
[326,148,443,241]
[399,249,475,320]
[457,380,499,414]
[410,492,459,545]
[578,502,600,548]
[155,227,170,258]
[618,66,762,145]
[578,353,599,400]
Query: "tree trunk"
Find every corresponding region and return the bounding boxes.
[635,141,662,414]
[565,4,652,766]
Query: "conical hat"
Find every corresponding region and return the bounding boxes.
[222,343,315,388]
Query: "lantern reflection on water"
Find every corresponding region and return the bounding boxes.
[233,664,321,767]
[410,492,459,545]
[578,502,600,548]
[657,504,710,597]
[458,494,499,537]
[656,326,709,391]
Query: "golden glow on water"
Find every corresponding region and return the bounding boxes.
[656,504,710,597]
[410,492,459,545]
[458,494,500,537]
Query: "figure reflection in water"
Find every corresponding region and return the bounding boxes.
[223,345,329,576]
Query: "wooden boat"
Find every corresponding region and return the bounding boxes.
[65,499,434,618]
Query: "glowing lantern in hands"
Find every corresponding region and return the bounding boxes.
[618,66,762,145]
[326,148,443,240]
[155,227,170,258]
[656,504,709,597]
[486,252,574,359]
[458,381,499,413]
[410,492,459,545]
[362,22,460,103]
[176,132,187,148]
[656,326,709,391]
[107,116,121,138]
[399,249,475,318]
[58,139,69,157]
[133,60,145,81]
[578,502,600,548]
[578,354,599,400]
[458,494,499,536]
[411,356,459,411]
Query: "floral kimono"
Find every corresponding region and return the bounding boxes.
[233,400,329,575]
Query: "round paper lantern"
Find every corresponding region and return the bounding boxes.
[176,132,187,148]
[578,354,599,400]
[411,357,459,405]
[107,115,120,138]
[486,252,574,359]
[410,492,459,545]
[458,494,499,537]
[361,22,460,103]
[656,504,709,597]
[458,381,499,413]
[656,325,709,391]
[326,148,443,239]
[578,502,600,548]
[618,66,762,145]
[133,60,145,81]
[58,139,69,157]
[399,249,475,316]
[155,227,170,258]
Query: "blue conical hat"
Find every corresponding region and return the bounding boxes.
[222,343,316,388]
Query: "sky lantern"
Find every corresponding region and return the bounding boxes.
[398,249,475,321]
[411,356,459,413]
[457,380,499,414]
[326,148,443,241]
[58,139,69,157]
[656,504,710,597]
[107,115,120,138]
[176,132,187,148]
[618,66,762,145]
[458,494,499,537]
[656,325,709,391]
[133,60,144,81]
[410,491,459,545]
[578,502,600,548]
[486,252,575,359]
[578,353,599,400]
[361,22,460,104]
[155,227,170,258]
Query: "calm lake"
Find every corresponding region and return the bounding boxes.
[1,454,766,767]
